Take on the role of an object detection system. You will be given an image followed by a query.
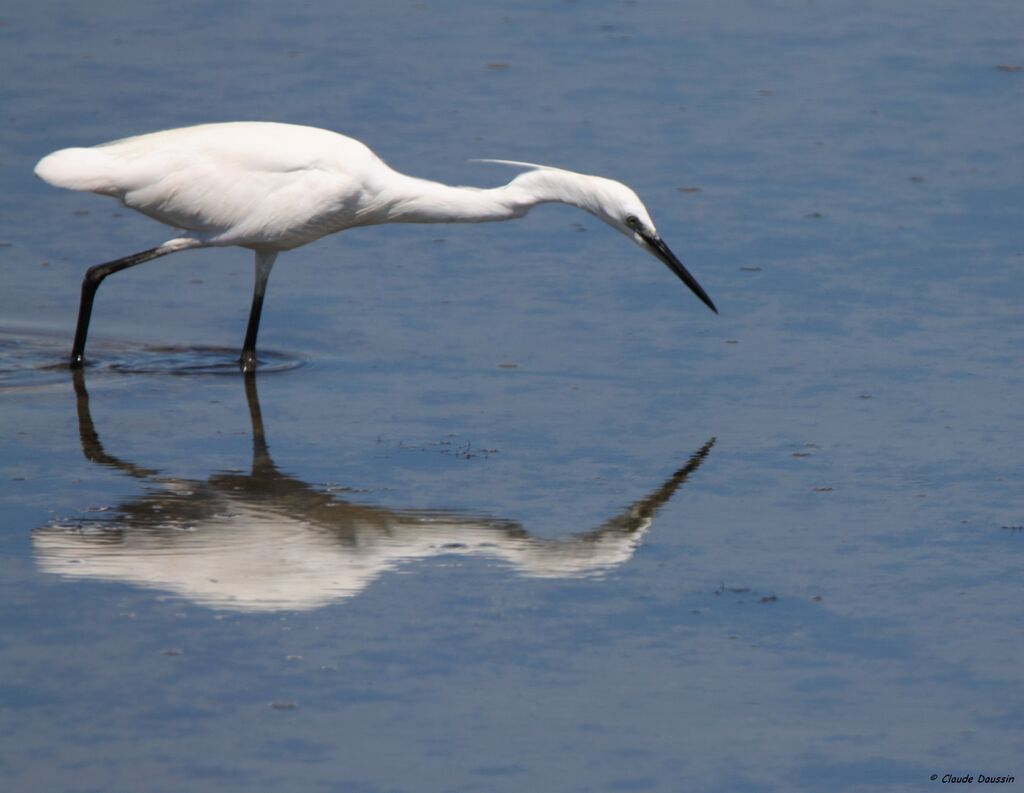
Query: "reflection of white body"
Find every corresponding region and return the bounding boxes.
[37,497,659,612]
[33,374,714,612]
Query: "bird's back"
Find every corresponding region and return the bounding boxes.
[35,122,385,248]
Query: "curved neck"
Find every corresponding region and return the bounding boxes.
[363,167,595,226]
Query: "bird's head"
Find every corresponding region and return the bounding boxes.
[581,175,718,315]
[482,160,717,314]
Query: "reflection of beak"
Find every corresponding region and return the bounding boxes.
[639,230,718,314]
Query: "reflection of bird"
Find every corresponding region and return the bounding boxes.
[32,372,715,612]
[35,122,717,370]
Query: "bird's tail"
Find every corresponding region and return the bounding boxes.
[35,148,122,195]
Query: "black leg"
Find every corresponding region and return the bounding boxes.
[69,239,199,368]
[239,290,266,372]
[239,251,278,372]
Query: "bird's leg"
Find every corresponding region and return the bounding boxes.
[69,238,200,369]
[240,250,278,373]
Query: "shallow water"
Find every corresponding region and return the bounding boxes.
[2,2,1023,791]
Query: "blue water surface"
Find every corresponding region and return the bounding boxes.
[1,2,1022,791]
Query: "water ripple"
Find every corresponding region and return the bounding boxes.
[0,329,304,389]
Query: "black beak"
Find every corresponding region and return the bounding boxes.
[641,231,718,314]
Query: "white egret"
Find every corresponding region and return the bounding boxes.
[35,122,717,371]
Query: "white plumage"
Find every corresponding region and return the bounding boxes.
[36,122,716,370]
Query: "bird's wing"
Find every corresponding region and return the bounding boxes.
[39,123,377,247]
[112,152,363,247]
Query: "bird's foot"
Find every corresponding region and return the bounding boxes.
[239,351,258,373]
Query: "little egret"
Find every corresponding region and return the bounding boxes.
[35,122,717,371]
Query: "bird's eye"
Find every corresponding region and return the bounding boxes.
[625,215,640,229]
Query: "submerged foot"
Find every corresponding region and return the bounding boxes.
[239,350,258,373]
